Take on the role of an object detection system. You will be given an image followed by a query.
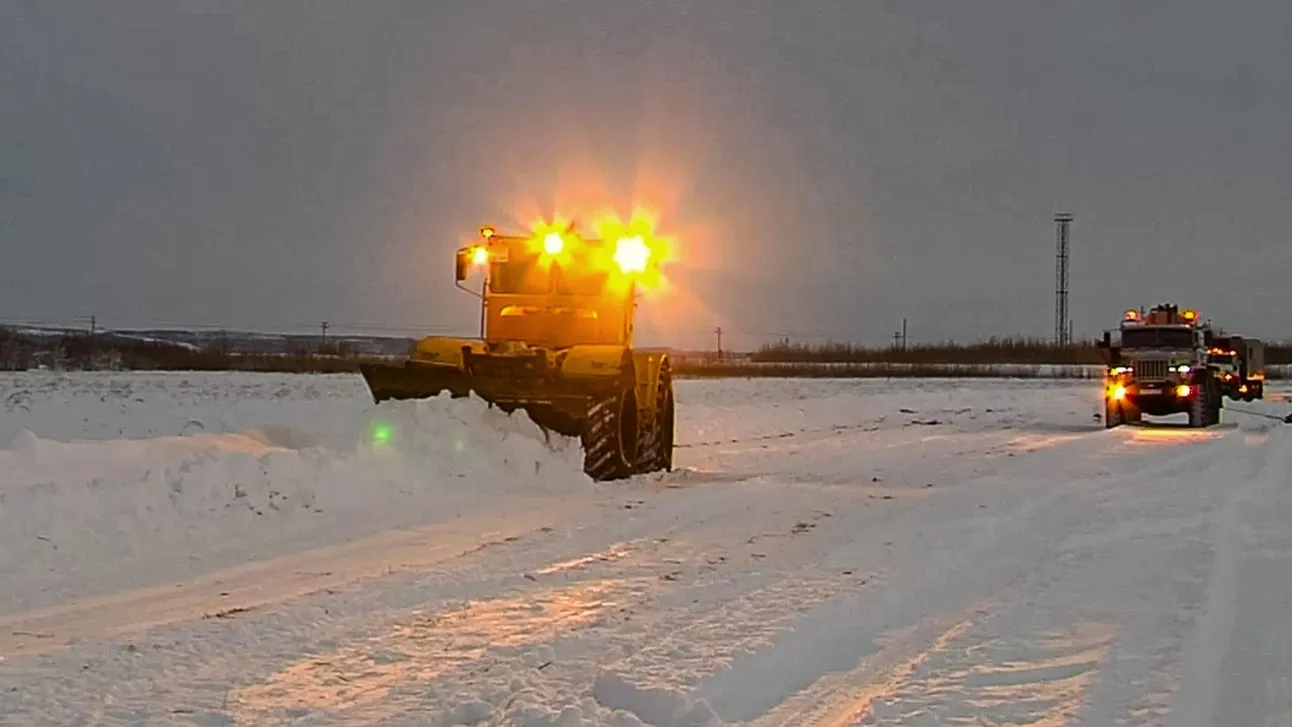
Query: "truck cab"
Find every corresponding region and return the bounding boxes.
[1206,346,1241,396]
[1208,336,1266,402]
[1099,304,1223,428]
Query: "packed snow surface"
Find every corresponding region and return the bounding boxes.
[2,371,1292,726]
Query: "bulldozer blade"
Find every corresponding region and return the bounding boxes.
[358,361,469,404]
[358,360,589,439]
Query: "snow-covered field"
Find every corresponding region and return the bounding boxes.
[2,371,1291,726]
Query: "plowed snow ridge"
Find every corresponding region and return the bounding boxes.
[0,388,591,612]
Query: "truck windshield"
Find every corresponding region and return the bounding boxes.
[553,264,609,296]
[490,254,549,294]
[489,254,612,296]
[1122,327,1193,349]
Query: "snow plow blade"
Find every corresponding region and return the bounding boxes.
[359,358,608,438]
[359,360,472,405]
[358,342,675,481]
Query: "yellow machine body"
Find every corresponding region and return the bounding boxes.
[359,226,676,480]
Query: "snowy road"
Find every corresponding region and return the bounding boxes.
[2,373,1291,726]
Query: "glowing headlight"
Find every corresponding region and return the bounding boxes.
[543,232,564,255]
[471,246,489,266]
[613,235,651,274]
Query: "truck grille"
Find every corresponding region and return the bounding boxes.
[1134,359,1169,381]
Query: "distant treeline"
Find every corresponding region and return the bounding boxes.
[751,336,1292,366]
[4,327,1291,376]
[0,328,384,373]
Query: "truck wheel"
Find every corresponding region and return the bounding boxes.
[1187,384,1209,428]
[582,384,639,481]
[635,361,675,474]
[1105,399,1125,428]
[1188,378,1218,428]
[1125,402,1143,424]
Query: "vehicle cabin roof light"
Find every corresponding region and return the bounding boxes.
[543,232,565,255]
[1182,309,1198,321]
[479,225,496,239]
[613,235,651,274]
[1124,309,1140,321]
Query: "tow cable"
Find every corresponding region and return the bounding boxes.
[1225,405,1292,424]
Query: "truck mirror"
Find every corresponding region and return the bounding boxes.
[1203,330,1213,346]
[1098,332,1111,349]
[455,250,469,282]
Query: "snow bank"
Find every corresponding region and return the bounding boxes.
[0,371,368,444]
[592,672,721,727]
[0,391,590,612]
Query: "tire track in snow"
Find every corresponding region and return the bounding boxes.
[845,424,1284,727]
[1165,428,1292,727]
[0,499,584,660]
[700,425,1246,725]
[748,608,987,727]
[227,577,657,725]
[217,492,855,725]
[579,423,1238,725]
[768,616,1116,727]
[1056,426,1282,726]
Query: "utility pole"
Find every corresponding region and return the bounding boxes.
[714,326,723,360]
[89,315,96,337]
[902,318,908,350]
[320,321,328,353]
[893,330,902,350]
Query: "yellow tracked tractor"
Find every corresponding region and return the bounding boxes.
[359,221,675,481]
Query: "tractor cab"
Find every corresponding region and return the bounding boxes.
[454,223,660,349]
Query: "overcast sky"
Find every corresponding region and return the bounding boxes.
[3,1,1291,350]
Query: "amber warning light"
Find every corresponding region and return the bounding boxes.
[613,235,651,274]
